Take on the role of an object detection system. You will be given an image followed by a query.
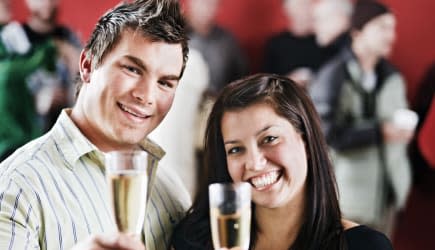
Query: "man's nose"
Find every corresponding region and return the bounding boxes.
[132,79,156,106]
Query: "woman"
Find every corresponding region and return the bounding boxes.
[172,74,393,249]
[310,0,412,234]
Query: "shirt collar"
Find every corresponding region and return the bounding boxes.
[51,109,166,170]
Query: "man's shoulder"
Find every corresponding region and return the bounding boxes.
[0,133,57,180]
[152,165,192,211]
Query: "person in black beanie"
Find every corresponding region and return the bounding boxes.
[310,0,413,237]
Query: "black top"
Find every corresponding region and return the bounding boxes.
[345,225,394,250]
[262,31,328,75]
[22,23,81,47]
[172,225,393,249]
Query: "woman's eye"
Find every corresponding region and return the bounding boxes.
[263,136,277,144]
[227,147,241,155]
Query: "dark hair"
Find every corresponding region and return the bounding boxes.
[351,0,390,30]
[75,0,188,98]
[172,73,347,250]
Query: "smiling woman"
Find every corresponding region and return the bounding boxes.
[171,73,394,250]
[221,102,308,209]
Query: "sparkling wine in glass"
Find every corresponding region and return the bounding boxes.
[209,182,251,250]
[105,150,148,235]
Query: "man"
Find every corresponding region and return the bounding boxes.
[0,0,81,161]
[0,0,11,28]
[263,0,326,86]
[310,0,412,236]
[186,0,247,97]
[312,0,353,60]
[185,0,247,191]
[23,0,81,131]
[0,0,190,249]
[0,1,56,161]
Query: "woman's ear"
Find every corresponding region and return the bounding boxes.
[79,50,92,83]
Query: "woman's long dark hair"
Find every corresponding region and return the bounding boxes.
[172,74,347,250]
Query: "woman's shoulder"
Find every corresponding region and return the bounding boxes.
[344,225,394,250]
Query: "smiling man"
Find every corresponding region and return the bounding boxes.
[0,0,190,249]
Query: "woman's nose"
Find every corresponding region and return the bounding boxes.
[244,146,267,171]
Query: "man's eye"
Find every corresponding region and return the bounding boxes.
[263,136,277,144]
[123,65,141,74]
[158,80,174,88]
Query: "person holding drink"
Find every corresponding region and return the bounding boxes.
[0,0,190,249]
[172,74,393,249]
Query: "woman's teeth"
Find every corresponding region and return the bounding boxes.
[250,171,280,189]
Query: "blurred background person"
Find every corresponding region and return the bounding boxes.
[0,0,11,28]
[393,61,435,249]
[312,0,353,63]
[408,61,435,187]
[0,0,56,161]
[185,0,247,97]
[149,49,209,197]
[310,0,413,237]
[23,0,81,131]
[184,0,248,184]
[262,0,326,87]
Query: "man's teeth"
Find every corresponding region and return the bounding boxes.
[251,171,279,188]
[120,104,145,118]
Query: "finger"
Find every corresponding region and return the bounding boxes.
[92,234,120,248]
[116,234,146,250]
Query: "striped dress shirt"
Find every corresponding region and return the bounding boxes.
[0,109,191,250]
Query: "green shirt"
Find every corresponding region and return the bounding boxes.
[0,109,191,249]
[0,39,57,157]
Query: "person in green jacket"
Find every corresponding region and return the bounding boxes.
[0,18,58,161]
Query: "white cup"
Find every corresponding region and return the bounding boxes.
[392,109,419,130]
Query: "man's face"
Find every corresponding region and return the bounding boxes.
[313,2,349,46]
[188,0,219,29]
[0,0,11,24]
[76,30,183,151]
[25,0,59,22]
[284,0,314,33]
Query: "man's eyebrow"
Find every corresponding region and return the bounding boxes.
[125,55,146,70]
[162,74,181,81]
[124,55,181,80]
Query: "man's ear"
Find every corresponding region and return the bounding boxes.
[79,50,92,83]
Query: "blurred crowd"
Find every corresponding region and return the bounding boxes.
[1,0,434,248]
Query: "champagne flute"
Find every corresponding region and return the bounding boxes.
[209,182,251,250]
[105,150,148,235]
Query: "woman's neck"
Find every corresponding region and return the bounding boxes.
[254,190,306,249]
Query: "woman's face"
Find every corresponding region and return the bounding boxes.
[221,102,308,209]
[355,13,397,58]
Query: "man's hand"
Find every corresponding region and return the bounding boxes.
[71,233,146,250]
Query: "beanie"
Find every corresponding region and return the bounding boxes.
[351,0,391,30]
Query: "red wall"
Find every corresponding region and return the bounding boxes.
[12,0,435,104]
